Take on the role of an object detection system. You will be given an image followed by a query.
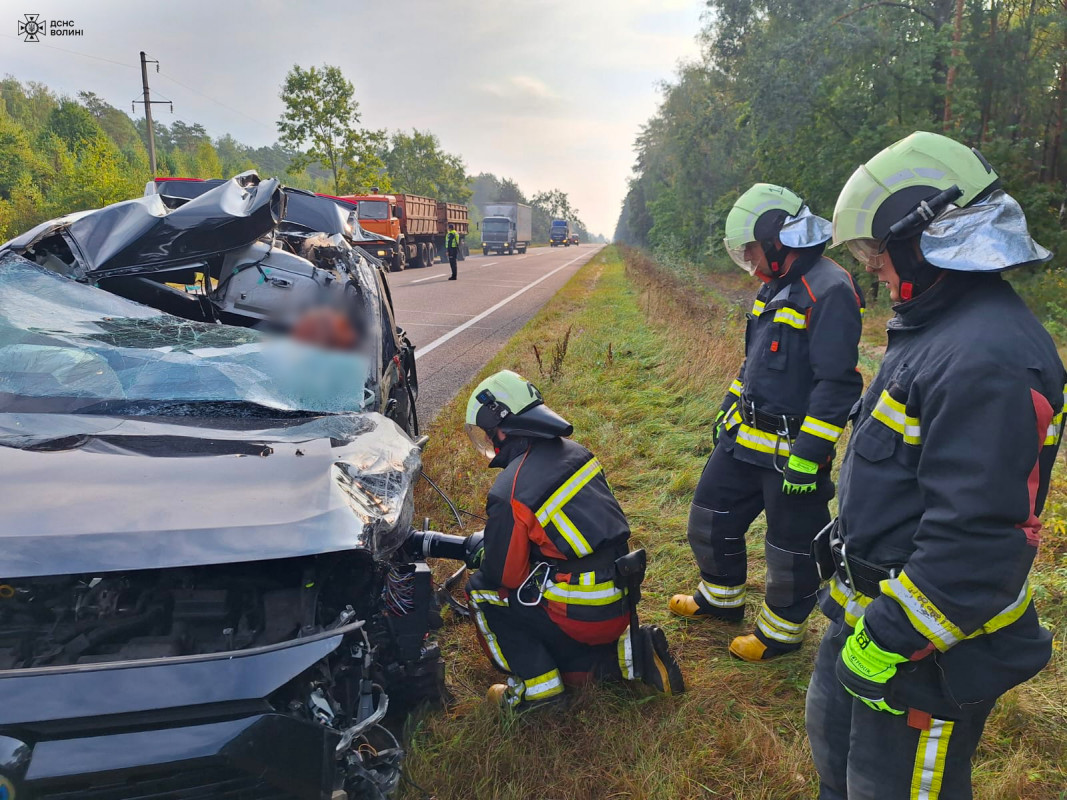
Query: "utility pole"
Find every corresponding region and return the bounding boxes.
[140,52,157,173]
[133,51,171,175]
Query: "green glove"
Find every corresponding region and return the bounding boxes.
[713,410,726,445]
[836,616,907,715]
[782,454,819,494]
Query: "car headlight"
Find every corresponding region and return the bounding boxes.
[377,249,387,256]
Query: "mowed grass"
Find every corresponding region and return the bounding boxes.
[401,246,1067,799]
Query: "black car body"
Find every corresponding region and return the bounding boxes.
[0,176,443,799]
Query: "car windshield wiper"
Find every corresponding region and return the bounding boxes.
[70,399,323,419]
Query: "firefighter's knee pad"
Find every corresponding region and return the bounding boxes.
[764,541,819,609]
[687,502,747,575]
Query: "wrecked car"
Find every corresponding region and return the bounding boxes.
[0,176,444,799]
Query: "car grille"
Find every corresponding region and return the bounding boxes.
[33,765,298,799]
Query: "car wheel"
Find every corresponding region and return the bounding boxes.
[519,246,527,254]
[483,247,489,256]
[392,251,405,272]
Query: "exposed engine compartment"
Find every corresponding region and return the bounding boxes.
[0,551,445,798]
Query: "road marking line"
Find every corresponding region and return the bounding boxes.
[408,261,497,284]
[414,250,592,361]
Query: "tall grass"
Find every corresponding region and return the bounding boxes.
[402,246,1067,799]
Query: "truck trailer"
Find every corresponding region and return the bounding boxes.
[343,190,469,271]
[481,202,532,255]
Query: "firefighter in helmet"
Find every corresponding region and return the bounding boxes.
[670,184,866,662]
[807,131,1065,798]
[464,370,684,709]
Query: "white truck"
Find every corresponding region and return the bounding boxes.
[481,202,532,255]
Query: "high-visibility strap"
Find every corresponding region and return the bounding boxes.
[729,378,744,398]
[751,298,766,317]
[881,572,966,652]
[543,578,624,606]
[469,589,508,607]
[871,390,922,445]
[698,580,746,609]
[828,576,873,627]
[800,415,844,443]
[469,597,510,671]
[755,602,807,644]
[772,306,807,330]
[617,626,636,680]
[1046,386,1066,444]
[536,457,602,557]
[523,667,564,701]
[733,422,791,457]
[910,718,955,799]
[829,574,1032,645]
[881,571,1033,652]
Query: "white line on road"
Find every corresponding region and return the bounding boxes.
[414,250,592,361]
[409,261,497,284]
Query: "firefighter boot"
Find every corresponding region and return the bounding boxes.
[669,592,745,623]
[728,632,802,662]
[638,625,686,694]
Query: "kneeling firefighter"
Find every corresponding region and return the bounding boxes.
[459,369,683,709]
[808,131,1065,798]
[671,184,865,662]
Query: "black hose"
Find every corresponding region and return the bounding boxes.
[418,470,487,527]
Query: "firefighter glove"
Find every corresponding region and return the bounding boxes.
[712,410,726,445]
[464,531,485,570]
[782,454,819,494]
[836,615,907,715]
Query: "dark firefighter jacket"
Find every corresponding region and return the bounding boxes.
[479,435,631,644]
[718,249,865,470]
[824,271,1066,713]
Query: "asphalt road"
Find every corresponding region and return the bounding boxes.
[389,244,604,422]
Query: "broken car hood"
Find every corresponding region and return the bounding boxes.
[0,411,420,578]
[2,176,283,277]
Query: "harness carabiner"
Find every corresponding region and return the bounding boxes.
[772,414,792,473]
[516,561,553,607]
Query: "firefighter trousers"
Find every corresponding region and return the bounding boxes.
[686,443,833,645]
[806,617,993,799]
[466,571,629,706]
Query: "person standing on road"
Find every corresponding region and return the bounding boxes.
[464,370,684,710]
[446,223,460,280]
[670,183,865,662]
[807,131,1065,799]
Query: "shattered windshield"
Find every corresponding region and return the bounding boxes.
[0,254,374,416]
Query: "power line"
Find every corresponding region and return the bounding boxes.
[157,70,275,132]
[2,34,275,135]
[0,34,138,70]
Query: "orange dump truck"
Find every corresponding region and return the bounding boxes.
[341,189,469,271]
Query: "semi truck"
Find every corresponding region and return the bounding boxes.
[481,202,532,256]
[342,189,469,271]
[550,218,571,246]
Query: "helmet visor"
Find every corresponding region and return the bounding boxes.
[723,238,758,275]
[465,423,496,460]
[845,238,886,270]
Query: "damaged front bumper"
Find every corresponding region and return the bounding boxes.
[0,621,393,799]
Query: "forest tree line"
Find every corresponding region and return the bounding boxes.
[0,66,592,244]
[616,0,1067,282]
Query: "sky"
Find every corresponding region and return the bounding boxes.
[0,0,704,236]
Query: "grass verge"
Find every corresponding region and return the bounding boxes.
[402,246,1067,799]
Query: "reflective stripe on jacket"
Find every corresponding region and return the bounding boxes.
[480,436,631,643]
[718,252,865,470]
[826,271,1065,707]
